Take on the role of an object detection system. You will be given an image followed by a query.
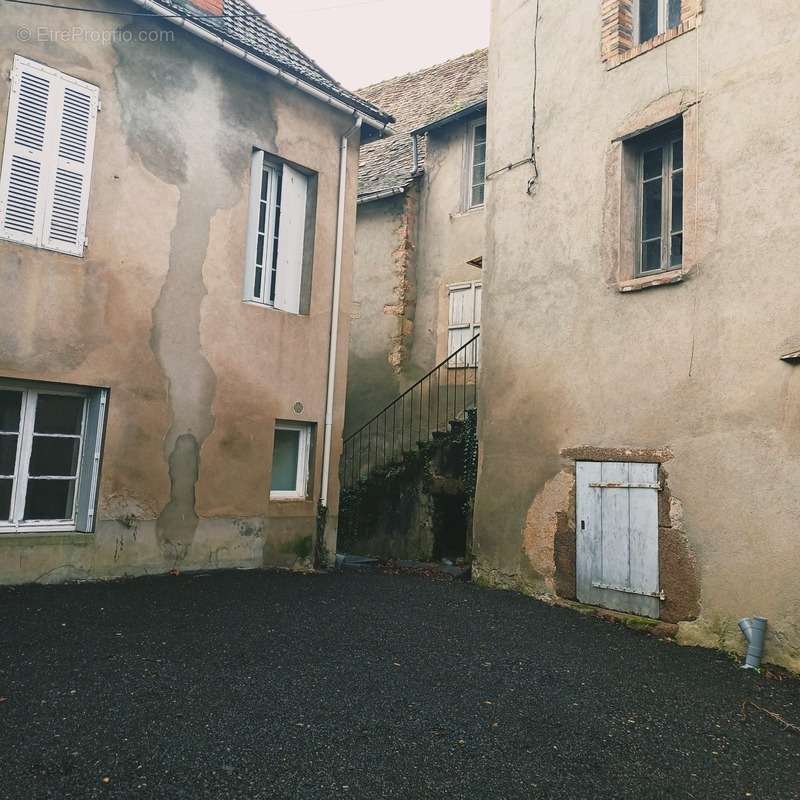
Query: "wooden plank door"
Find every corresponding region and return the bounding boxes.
[576,461,661,618]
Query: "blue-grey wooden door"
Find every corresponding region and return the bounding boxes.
[575,461,661,618]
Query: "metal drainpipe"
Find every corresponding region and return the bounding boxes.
[320,116,362,510]
[738,616,768,669]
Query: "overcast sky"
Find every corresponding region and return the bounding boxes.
[251,0,491,90]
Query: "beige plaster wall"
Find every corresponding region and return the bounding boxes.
[477,0,800,670]
[346,118,483,438]
[0,0,361,582]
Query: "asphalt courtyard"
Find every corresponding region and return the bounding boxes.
[1,570,798,799]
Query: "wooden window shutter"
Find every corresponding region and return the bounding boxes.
[0,56,98,256]
[74,388,108,533]
[41,73,99,256]
[274,163,308,315]
[0,58,53,247]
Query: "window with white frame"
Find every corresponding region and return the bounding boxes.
[0,382,107,533]
[270,421,312,500]
[447,282,481,367]
[635,0,682,44]
[466,119,487,209]
[0,56,99,257]
[637,121,683,275]
[245,150,309,314]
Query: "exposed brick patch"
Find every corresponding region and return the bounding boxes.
[553,510,576,600]
[185,0,224,15]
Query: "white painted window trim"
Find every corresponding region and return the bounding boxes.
[269,421,312,501]
[636,130,683,277]
[465,117,487,211]
[633,0,681,45]
[0,55,99,257]
[243,150,308,315]
[447,281,482,368]
[0,383,106,534]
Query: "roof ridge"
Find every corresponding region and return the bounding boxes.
[357,48,489,95]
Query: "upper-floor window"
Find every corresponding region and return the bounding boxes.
[244,150,311,315]
[0,381,107,533]
[467,119,487,209]
[447,281,481,367]
[0,56,99,257]
[636,0,681,45]
[637,122,683,276]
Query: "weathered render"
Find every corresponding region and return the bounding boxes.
[345,52,487,437]
[0,0,390,582]
[477,0,800,670]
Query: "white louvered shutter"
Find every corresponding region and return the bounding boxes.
[274,163,308,315]
[0,56,98,256]
[41,73,99,256]
[0,59,53,247]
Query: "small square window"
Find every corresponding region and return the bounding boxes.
[635,0,682,45]
[270,422,312,500]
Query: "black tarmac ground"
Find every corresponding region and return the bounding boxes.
[0,570,798,800]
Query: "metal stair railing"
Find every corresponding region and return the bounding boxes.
[341,333,479,489]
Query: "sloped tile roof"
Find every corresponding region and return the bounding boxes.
[150,0,393,124]
[357,49,488,198]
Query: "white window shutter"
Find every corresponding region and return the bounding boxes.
[274,163,307,315]
[0,59,54,247]
[41,74,99,256]
[75,388,108,533]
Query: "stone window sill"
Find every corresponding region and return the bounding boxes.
[0,532,94,546]
[617,270,684,293]
[605,17,698,71]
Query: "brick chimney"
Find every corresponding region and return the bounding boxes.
[185,0,223,16]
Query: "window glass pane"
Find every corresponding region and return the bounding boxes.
[473,142,486,166]
[23,479,76,520]
[0,479,11,521]
[642,240,662,272]
[34,395,84,435]
[639,0,659,41]
[667,0,681,28]
[672,138,683,171]
[671,233,683,267]
[671,171,683,233]
[642,178,663,240]
[0,391,22,432]
[29,437,80,477]
[271,429,300,492]
[473,124,486,146]
[258,201,267,233]
[642,148,662,180]
[471,184,485,207]
[260,168,269,202]
[0,435,18,476]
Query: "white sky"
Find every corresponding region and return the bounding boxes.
[251,0,491,90]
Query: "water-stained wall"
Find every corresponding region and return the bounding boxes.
[0,0,360,582]
[477,0,800,671]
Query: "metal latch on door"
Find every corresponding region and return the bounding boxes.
[591,581,666,601]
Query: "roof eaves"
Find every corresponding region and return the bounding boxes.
[411,99,487,136]
[128,0,395,135]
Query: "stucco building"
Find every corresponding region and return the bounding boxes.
[475,0,800,670]
[345,51,487,437]
[0,0,391,582]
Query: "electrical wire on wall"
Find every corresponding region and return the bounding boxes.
[485,0,540,196]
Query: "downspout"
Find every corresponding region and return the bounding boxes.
[321,116,363,509]
[738,616,768,670]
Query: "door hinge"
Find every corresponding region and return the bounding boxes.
[592,581,666,601]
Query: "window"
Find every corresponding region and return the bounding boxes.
[244,150,309,314]
[637,123,683,275]
[447,282,481,367]
[0,56,99,256]
[467,119,487,209]
[635,0,681,45]
[0,382,107,533]
[270,422,312,500]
